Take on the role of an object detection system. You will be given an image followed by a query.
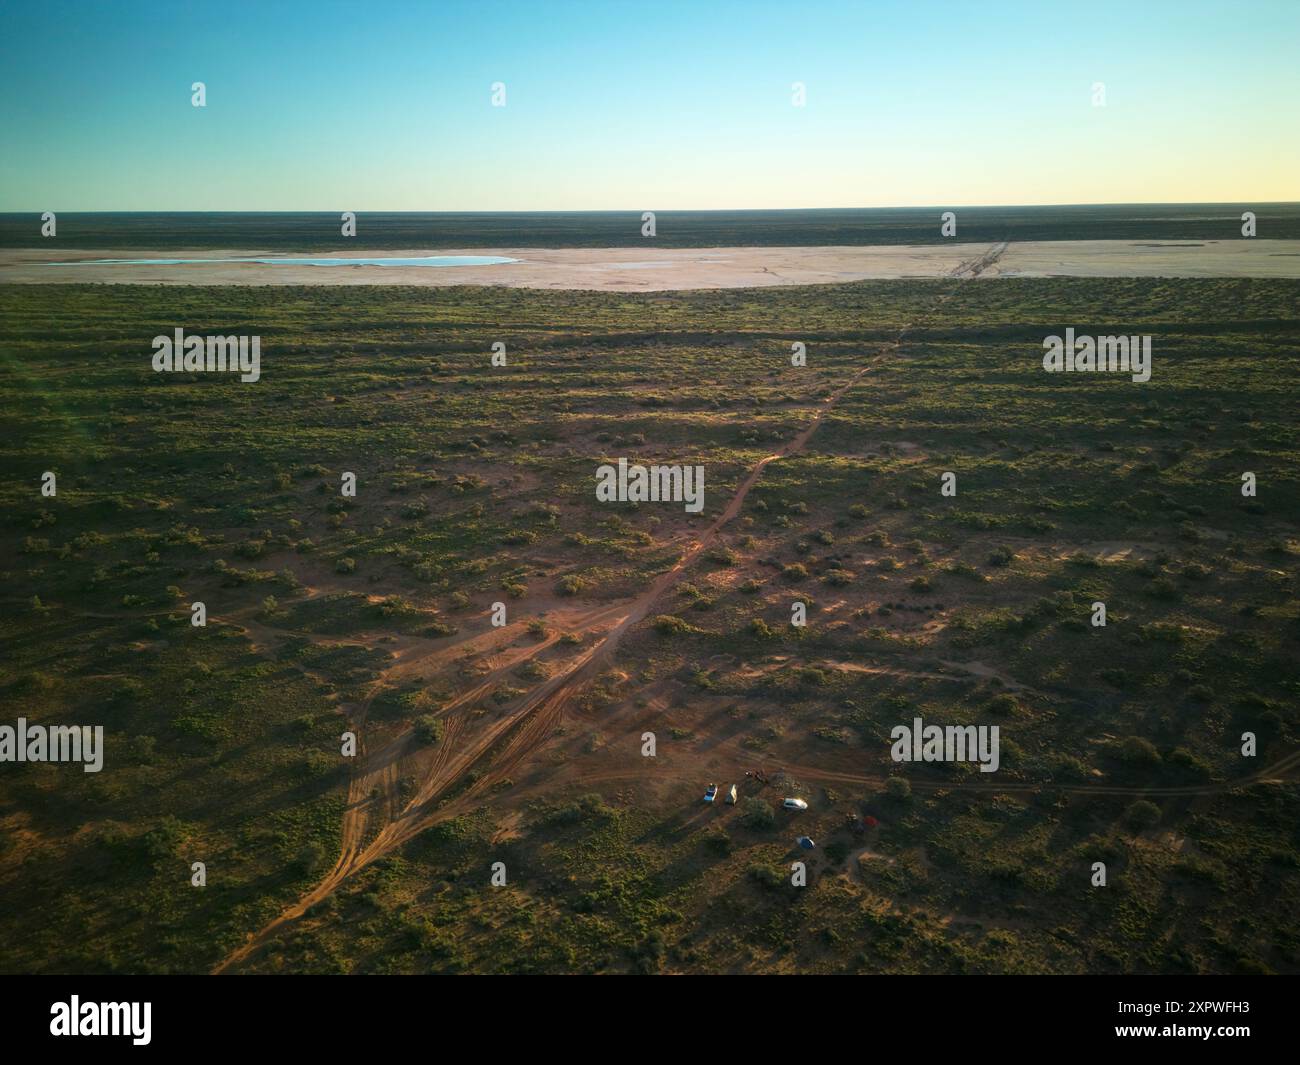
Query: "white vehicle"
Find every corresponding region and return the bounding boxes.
[782,797,808,811]
[725,784,738,805]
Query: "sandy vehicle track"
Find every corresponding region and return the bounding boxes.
[216,243,1009,973]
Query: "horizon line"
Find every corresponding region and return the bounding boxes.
[4,200,1298,215]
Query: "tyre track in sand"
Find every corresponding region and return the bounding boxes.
[213,243,1009,973]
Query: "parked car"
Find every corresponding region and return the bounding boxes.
[725,784,738,804]
[782,797,808,811]
[703,782,718,803]
[797,836,816,850]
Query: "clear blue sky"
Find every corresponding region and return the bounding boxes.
[1,0,1296,210]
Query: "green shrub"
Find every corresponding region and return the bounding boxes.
[1114,736,1162,765]
[414,715,445,745]
[296,842,327,875]
[740,797,775,829]
[885,777,912,800]
[1124,800,1161,830]
[557,574,586,596]
[703,828,733,856]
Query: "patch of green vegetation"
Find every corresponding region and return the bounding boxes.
[1,272,1297,975]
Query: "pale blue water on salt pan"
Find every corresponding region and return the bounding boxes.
[41,256,520,267]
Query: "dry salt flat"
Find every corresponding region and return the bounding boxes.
[2,239,1299,290]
